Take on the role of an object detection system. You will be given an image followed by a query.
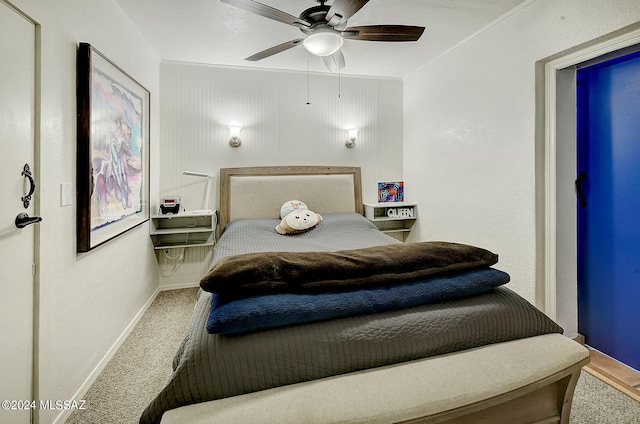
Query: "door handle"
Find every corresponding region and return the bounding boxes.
[21,163,36,208]
[575,170,588,208]
[15,212,42,228]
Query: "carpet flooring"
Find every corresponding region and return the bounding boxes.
[66,288,199,424]
[66,288,640,424]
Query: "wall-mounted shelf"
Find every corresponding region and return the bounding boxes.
[363,202,417,242]
[150,211,216,250]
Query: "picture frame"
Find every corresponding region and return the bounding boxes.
[76,42,150,252]
[377,181,404,203]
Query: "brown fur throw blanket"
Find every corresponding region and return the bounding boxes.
[200,241,498,297]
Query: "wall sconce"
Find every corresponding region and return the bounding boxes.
[182,170,215,212]
[228,125,242,147]
[345,128,358,148]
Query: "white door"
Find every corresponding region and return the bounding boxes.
[0,2,37,423]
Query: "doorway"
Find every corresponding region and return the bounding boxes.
[543,27,640,396]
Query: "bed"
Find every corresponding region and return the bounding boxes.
[141,166,590,424]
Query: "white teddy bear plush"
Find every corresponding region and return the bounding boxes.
[275,209,323,235]
[279,200,308,219]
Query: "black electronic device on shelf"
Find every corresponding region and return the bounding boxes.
[160,196,181,214]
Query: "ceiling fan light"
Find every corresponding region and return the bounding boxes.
[303,32,344,56]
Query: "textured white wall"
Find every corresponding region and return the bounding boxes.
[403,0,640,329]
[9,1,160,423]
[158,63,404,287]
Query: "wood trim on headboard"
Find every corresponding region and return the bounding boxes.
[219,166,363,235]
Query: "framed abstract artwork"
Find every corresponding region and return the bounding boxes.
[76,42,150,252]
[377,181,404,203]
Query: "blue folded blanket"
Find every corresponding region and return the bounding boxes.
[206,268,510,334]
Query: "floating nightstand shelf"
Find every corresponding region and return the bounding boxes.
[150,211,216,250]
[363,203,417,242]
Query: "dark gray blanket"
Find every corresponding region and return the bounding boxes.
[140,287,561,424]
[140,214,562,424]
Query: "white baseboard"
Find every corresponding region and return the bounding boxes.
[52,287,160,424]
[160,281,200,291]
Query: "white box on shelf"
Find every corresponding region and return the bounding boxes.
[363,203,417,242]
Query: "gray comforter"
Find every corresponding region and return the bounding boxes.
[140,213,562,424]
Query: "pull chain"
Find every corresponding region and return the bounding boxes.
[338,65,341,100]
[306,58,312,105]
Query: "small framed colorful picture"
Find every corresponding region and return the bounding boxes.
[378,181,404,203]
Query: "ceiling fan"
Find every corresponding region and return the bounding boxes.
[221,0,425,71]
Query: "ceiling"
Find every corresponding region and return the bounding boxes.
[116,0,526,78]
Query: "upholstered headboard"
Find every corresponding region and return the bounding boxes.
[218,166,363,234]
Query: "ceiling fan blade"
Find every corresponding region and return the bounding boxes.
[221,0,311,28]
[326,0,369,26]
[342,25,425,42]
[245,38,305,61]
[322,50,346,72]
